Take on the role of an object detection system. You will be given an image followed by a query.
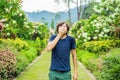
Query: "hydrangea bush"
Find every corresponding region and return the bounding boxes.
[70,0,120,45]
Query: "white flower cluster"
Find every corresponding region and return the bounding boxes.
[71,0,120,43]
[81,32,88,38]
[33,26,38,29]
[93,6,103,13]
[19,13,22,17]
[7,33,10,36]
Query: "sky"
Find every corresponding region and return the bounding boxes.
[21,0,76,12]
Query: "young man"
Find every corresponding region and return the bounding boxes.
[47,22,78,80]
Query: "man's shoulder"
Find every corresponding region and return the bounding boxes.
[50,34,57,38]
[67,35,75,40]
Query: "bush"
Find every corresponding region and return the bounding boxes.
[77,50,98,72]
[0,49,17,79]
[0,38,29,51]
[15,52,29,75]
[0,39,38,77]
[15,41,38,75]
[100,53,120,80]
[81,40,120,53]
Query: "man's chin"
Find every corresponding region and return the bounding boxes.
[63,33,67,35]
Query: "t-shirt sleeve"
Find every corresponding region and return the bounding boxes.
[70,38,76,50]
[48,35,56,42]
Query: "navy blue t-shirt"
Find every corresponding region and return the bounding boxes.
[49,34,76,71]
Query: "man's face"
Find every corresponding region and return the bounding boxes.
[58,23,68,35]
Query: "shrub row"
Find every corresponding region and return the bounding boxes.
[77,48,120,80]
[0,38,47,79]
[81,40,120,53]
[100,52,120,80]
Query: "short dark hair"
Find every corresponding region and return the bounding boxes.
[56,22,70,34]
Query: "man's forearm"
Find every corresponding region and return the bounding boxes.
[73,54,78,72]
[47,35,61,51]
[71,49,78,80]
[72,49,78,72]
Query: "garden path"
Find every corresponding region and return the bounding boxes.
[14,51,96,80]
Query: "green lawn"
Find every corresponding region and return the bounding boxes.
[15,52,95,80]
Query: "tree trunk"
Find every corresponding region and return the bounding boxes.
[68,0,72,26]
[82,0,87,18]
[79,0,82,20]
[76,0,80,20]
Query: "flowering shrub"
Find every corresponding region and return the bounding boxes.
[0,0,28,39]
[0,0,49,40]
[0,39,38,77]
[71,1,120,79]
[71,0,120,46]
[31,22,49,40]
[0,49,17,79]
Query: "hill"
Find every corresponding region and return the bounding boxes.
[25,7,78,27]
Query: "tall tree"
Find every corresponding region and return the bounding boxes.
[84,0,99,18]
[82,0,87,18]
[54,0,72,26]
[55,13,61,24]
[51,19,54,30]
[72,0,85,20]
[72,0,80,20]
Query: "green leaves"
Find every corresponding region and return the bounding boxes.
[100,53,120,80]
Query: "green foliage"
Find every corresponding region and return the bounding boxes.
[81,40,120,53]
[15,52,29,75]
[71,0,120,47]
[35,37,42,55]
[94,0,120,16]
[0,49,17,79]
[0,0,49,40]
[77,48,120,80]
[100,52,120,80]
[77,50,97,63]
[0,0,49,79]
[0,38,39,78]
[31,22,49,40]
[51,19,54,29]
[0,0,27,39]
[71,0,120,80]
[15,43,37,76]
[0,38,29,51]
[71,19,87,37]
[77,50,99,72]
[71,15,115,44]
[82,0,99,19]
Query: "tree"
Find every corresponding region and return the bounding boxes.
[54,0,72,26]
[83,0,99,19]
[72,0,88,20]
[51,19,54,30]
[82,0,87,18]
[55,13,61,24]
[0,0,27,39]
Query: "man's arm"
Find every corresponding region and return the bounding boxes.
[71,49,78,80]
[47,28,64,51]
[47,34,61,51]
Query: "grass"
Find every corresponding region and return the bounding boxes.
[15,52,94,80]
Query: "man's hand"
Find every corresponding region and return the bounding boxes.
[58,28,65,37]
[73,71,78,80]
